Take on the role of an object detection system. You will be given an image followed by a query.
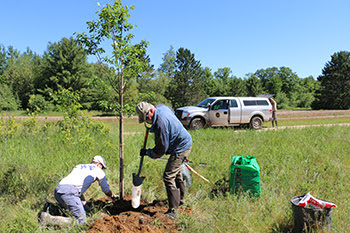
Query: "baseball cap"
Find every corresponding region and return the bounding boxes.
[92,155,108,169]
[135,102,154,123]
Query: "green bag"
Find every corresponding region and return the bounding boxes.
[229,155,261,197]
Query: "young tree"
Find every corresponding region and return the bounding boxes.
[76,0,148,199]
[312,51,350,109]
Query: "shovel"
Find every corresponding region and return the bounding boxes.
[132,127,150,208]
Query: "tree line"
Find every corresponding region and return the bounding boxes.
[1,39,349,113]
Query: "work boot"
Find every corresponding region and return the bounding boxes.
[165,188,180,219]
[176,179,186,206]
[40,212,72,227]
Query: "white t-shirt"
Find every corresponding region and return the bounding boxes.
[59,164,110,194]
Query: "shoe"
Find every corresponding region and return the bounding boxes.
[164,208,176,219]
[40,212,72,227]
[164,188,180,219]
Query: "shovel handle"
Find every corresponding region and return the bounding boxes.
[136,128,150,176]
[185,163,211,183]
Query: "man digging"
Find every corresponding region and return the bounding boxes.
[135,102,193,219]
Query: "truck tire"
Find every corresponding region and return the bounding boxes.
[250,116,263,130]
[190,118,205,130]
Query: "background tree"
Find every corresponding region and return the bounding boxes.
[0,84,19,110]
[76,0,149,199]
[88,62,118,111]
[0,45,7,84]
[227,77,247,96]
[245,74,263,97]
[213,67,232,96]
[35,37,91,108]
[253,66,310,109]
[295,76,318,108]
[166,47,203,108]
[158,45,176,78]
[312,51,350,109]
[1,47,38,109]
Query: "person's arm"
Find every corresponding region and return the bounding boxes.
[148,119,168,158]
[104,190,119,199]
[80,194,86,205]
[98,175,119,199]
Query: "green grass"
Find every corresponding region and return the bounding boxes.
[0,115,349,232]
[263,117,350,127]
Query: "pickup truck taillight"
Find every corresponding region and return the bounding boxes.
[269,109,273,114]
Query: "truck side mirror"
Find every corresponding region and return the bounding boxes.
[207,103,211,110]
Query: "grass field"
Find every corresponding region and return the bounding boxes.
[0,112,349,232]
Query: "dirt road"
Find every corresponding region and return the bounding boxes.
[7,109,350,122]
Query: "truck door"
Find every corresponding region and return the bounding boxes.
[229,99,241,123]
[208,99,229,126]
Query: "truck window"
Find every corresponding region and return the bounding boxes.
[243,100,269,106]
[213,100,228,110]
[243,100,256,106]
[230,100,238,108]
[257,100,269,105]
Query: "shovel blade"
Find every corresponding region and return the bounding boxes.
[132,173,145,209]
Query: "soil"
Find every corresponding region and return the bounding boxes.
[85,194,192,233]
[44,194,193,232]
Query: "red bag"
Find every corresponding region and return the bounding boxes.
[298,192,337,209]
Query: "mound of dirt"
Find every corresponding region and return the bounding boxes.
[86,194,192,233]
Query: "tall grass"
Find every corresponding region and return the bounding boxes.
[0,115,349,232]
[180,126,349,232]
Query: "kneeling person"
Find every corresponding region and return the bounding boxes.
[42,155,117,226]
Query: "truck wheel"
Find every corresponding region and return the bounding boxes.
[190,118,205,130]
[250,116,263,130]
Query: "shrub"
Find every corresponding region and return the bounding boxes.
[0,84,19,111]
[27,94,53,112]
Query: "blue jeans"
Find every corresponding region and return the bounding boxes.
[54,184,85,225]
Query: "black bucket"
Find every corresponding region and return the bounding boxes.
[291,195,332,232]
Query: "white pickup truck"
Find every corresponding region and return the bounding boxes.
[175,97,273,130]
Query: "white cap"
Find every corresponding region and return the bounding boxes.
[92,155,107,169]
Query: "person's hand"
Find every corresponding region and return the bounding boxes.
[111,194,119,201]
[140,148,148,157]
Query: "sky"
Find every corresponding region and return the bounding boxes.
[1,0,350,79]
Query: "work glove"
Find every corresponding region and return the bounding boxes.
[140,148,148,157]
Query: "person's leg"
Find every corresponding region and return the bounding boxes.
[54,184,86,225]
[40,185,75,227]
[176,169,186,205]
[60,193,85,224]
[272,111,276,127]
[275,112,278,127]
[163,147,191,217]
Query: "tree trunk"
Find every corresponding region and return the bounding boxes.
[119,74,124,200]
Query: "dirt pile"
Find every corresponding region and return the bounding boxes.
[86,194,192,233]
